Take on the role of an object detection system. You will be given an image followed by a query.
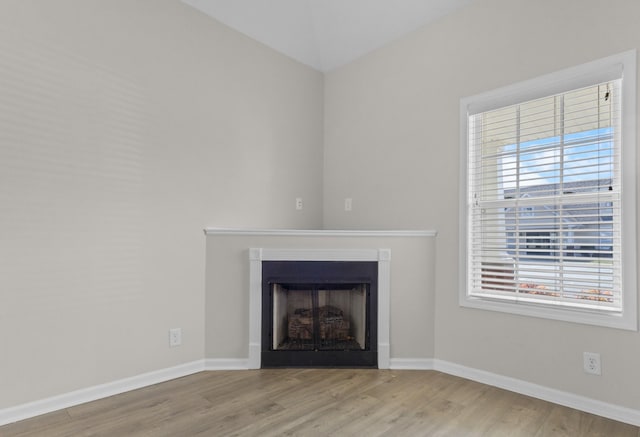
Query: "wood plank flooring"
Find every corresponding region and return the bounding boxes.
[2,369,638,436]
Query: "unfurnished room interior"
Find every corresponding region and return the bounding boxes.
[1,0,640,435]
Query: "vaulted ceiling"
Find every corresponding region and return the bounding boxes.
[181,0,473,72]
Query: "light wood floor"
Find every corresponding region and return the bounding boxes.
[2,369,638,436]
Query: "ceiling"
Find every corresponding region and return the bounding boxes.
[181,0,473,72]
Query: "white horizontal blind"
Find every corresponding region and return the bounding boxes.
[468,80,622,311]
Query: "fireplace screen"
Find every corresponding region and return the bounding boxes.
[261,260,378,368]
[272,284,367,351]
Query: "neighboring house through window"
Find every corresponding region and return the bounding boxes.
[460,51,637,330]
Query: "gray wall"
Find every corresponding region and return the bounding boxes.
[3,0,640,417]
[323,0,640,410]
[0,0,323,408]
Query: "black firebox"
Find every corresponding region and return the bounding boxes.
[261,261,378,368]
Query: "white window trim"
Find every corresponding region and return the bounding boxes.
[459,50,637,331]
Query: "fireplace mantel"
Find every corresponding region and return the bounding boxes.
[204,228,437,371]
[204,228,437,237]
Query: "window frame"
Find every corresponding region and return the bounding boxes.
[459,51,637,330]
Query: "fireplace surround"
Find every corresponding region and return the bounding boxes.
[248,248,391,369]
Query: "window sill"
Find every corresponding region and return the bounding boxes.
[459,294,637,331]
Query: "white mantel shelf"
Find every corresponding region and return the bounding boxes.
[204,228,438,237]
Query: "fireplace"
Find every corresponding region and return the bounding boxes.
[247,247,391,369]
[261,261,378,368]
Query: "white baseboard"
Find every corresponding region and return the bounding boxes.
[386,357,640,427]
[0,360,205,427]
[431,359,640,427]
[3,358,639,428]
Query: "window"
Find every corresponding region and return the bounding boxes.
[460,51,637,330]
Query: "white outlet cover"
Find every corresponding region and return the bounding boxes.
[169,328,182,347]
[583,352,601,375]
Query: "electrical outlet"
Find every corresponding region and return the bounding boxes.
[295,197,303,210]
[169,328,182,347]
[344,198,352,211]
[583,352,601,375]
